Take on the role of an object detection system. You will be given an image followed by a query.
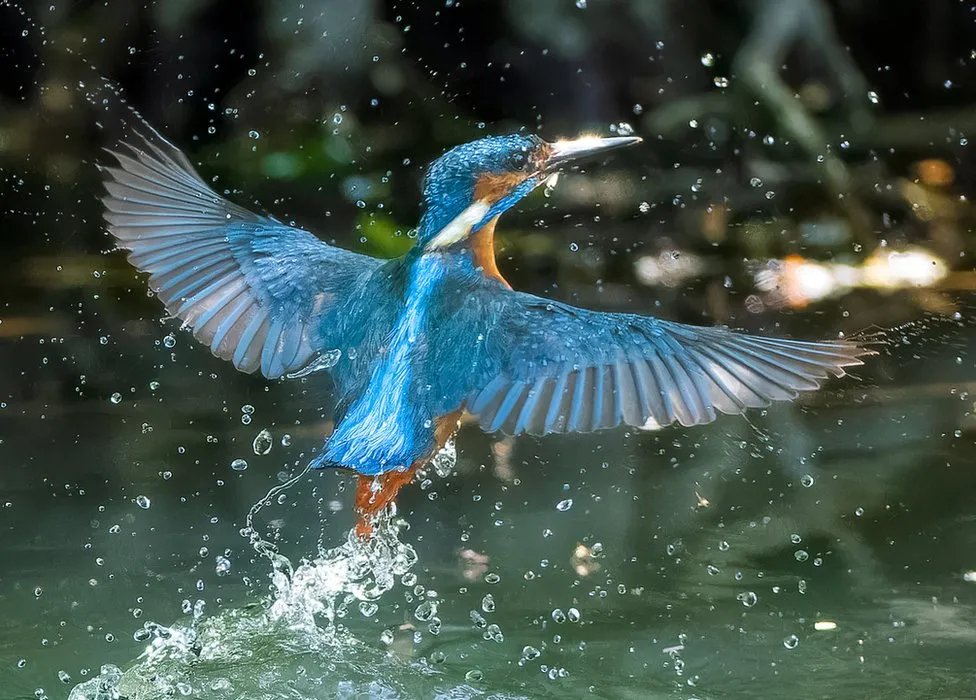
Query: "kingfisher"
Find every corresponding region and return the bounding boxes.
[100,123,867,536]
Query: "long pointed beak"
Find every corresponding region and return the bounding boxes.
[545,135,642,171]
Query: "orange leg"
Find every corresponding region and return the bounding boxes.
[354,463,421,538]
[353,410,462,539]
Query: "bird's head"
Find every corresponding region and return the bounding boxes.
[418,133,641,251]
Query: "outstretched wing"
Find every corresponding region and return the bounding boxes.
[100,126,382,379]
[464,291,868,436]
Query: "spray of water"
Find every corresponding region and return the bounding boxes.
[67,442,462,699]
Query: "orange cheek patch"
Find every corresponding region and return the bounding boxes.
[474,172,530,204]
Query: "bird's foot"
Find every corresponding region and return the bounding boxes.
[353,466,419,539]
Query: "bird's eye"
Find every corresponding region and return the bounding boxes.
[508,152,528,171]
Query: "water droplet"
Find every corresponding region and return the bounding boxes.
[162,333,176,349]
[431,439,457,477]
[736,591,758,607]
[248,130,260,139]
[230,458,248,471]
[800,474,815,488]
[615,121,635,136]
[567,607,581,622]
[713,76,729,88]
[214,555,232,575]
[555,498,574,512]
[252,429,273,455]
[700,52,715,67]
[783,634,800,649]
[415,600,437,621]
[551,608,567,623]
[794,549,809,562]
[868,90,879,104]
[109,392,122,404]
[465,669,483,682]
[575,0,587,8]
[484,572,500,584]
[135,495,151,510]
[481,594,495,613]
[285,349,341,378]
[483,623,504,642]
[521,645,541,661]
[359,601,378,617]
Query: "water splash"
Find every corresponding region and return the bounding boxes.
[70,462,430,699]
[285,348,342,379]
[269,509,418,625]
[69,512,423,699]
[429,438,457,478]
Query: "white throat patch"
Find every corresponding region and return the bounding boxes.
[425,200,491,250]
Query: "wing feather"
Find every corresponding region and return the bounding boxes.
[462,291,869,436]
[101,124,381,379]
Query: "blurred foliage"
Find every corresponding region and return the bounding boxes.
[1,0,976,264]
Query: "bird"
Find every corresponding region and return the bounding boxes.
[99,124,869,537]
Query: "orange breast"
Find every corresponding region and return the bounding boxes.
[469,216,511,288]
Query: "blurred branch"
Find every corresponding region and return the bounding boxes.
[649,0,877,239]
[867,108,976,150]
[733,0,872,236]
